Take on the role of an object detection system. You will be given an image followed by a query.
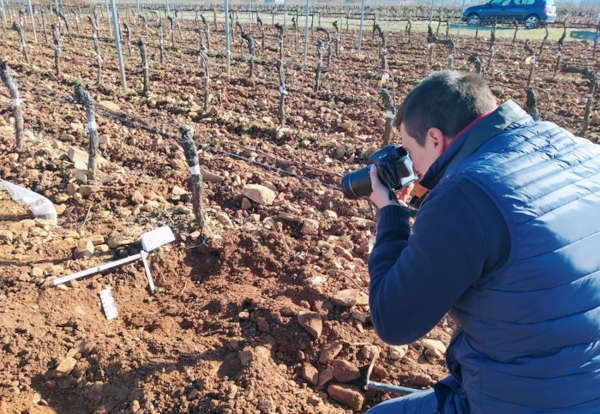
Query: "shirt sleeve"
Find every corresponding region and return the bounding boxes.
[367,177,509,345]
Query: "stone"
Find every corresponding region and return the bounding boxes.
[31,267,44,278]
[73,169,88,184]
[73,160,87,170]
[99,100,120,113]
[216,212,233,227]
[297,311,322,339]
[173,206,192,215]
[332,359,361,383]
[131,190,144,205]
[171,185,188,196]
[301,219,320,235]
[96,244,110,253]
[241,197,252,210]
[421,339,446,358]
[389,345,408,360]
[409,372,433,387]
[319,342,343,364]
[327,384,364,411]
[332,289,368,307]
[334,245,354,261]
[79,185,99,197]
[107,234,135,249]
[0,230,14,243]
[66,182,79,196]
[143,200,160,211]
[350,216,375,228]
[89,235,105,245]
[98,135,111,146]
[55,357,77,377]
[239,345,272,367]
[68,147,88,165]
[318,367,334,387]
[242,184,276,205]
[323,210,338,219]
[200,167,224,183]
[258,397,275,413]
[301,363,319,385]
[55,204,67,215]
[360,345,379,361]
[75,240,95,258]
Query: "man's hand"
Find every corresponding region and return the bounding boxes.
[369,165,414,209]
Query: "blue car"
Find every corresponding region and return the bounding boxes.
[462,0,556,29]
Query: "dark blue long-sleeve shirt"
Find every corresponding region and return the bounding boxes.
[367,178,510,345]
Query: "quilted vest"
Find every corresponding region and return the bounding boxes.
[442,105,600,413]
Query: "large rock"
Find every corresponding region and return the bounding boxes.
[297,311,322,339]
[332,289,369,307]
[68,147,88,165]
[75,240,95,258]
[332,360,361,383]
[389,344,408,360]
[301,363,319,385]
[55,357,77,377]
[318,367,334,387]
[242,184,276,205]
[327,384,364,411]
[421,339,446,358]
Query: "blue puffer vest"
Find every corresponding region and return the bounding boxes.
[435,101,600,413]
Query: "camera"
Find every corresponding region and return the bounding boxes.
[340,145,418,199]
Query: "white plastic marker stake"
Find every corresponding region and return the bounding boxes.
[52,225,175,294]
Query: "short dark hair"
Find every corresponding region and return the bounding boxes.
[395,71,497,146]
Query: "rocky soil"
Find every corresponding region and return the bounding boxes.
[0,12,598,414]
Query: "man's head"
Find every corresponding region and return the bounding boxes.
[396,70,497,176]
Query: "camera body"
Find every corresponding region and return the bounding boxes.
[341,145,418,199]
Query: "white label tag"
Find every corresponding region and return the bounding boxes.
[140,225,175,251]
[13,98,21,107]
[87,120,97,131]
[248,53,253,61]
[99,288,118,320]
[189,164,201,175]
[278,85,287,95]
[386,109,395,119]
[449,53,454,60]
[587,94,593,99]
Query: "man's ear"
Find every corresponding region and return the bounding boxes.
[426,128,447,155]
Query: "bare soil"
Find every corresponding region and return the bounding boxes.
[0,16,598,414]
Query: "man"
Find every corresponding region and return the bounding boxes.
[366,70,600,413]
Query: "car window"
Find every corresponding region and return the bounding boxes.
[516,0,535,5]
[489,0,506,6]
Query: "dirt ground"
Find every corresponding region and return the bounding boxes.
[0,14,599,414]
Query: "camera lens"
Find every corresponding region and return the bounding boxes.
[340,166,372,199]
